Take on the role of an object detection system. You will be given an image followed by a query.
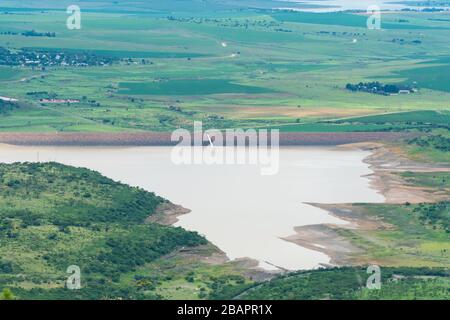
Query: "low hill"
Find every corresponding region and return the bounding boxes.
[0,162,206,299]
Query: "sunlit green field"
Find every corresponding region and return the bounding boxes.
[0,2,450,132]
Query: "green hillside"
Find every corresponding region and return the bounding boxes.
[235,267,450,300]
[0,163,206,299]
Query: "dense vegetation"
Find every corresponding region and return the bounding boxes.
[346,82,416,96]
[21,30,56,38]
[0,100,20,115]
[405,133,450,162]
[413,202,449,232]
[408,134,450,152]
[400,171,449,189]
[0,47,118,68]
[0,163,206,299]
[233,267,450,300]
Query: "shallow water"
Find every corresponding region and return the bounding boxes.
[279,0,415,12]
[0,145,384,270]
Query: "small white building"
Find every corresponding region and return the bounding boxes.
[0,96,18,102]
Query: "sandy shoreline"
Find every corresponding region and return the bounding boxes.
[146,201,191,226]
[361,143,450,204]
[284,142,450,267]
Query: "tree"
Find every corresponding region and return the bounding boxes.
[0,288,15,300]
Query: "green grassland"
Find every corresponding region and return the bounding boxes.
[0,2,449,132]
[404,132,450,162]
[337,202,449,267]
[274,110,450,132]
[318,171,449,269]
[400,171,450,189]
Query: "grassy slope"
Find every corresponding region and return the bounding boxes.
[339,202,449,267]
[236,267,449,300]
[0,162,211,299]
[403,133,450,163]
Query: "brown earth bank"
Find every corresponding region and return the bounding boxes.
[346,142,450,204]
[146,201,191,226]
[0,132,417,146]
[283,203,394,266]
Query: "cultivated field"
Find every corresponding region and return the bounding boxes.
[0,1,449,132]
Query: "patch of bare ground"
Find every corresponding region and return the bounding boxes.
[283,203,393,266]
[226,106,378,119]
[146,201,191,226]
[342,142,450,204]
[163,243,229,265]
[165,244,276,281]
[0,132,416,146]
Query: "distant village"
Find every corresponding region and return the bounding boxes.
[0,29,56,37]
[346,81,418,96]
[0,47,118,68]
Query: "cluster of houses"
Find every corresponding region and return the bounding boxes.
[0,96,18,102]
[0,47,117,68]
[40,99,80,104]
[0,95,81,105]
[346,82,418,96]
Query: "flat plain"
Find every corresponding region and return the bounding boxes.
[0,1,449,133]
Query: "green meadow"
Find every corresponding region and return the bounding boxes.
[118,79,274,96]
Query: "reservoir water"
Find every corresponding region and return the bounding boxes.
[279,0,421,12]
[0,145,384,270]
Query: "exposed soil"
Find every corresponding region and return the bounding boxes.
[0,132,416,146]
[348,142,450,204]
[146,201,191,226]
[283,203,394,266]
